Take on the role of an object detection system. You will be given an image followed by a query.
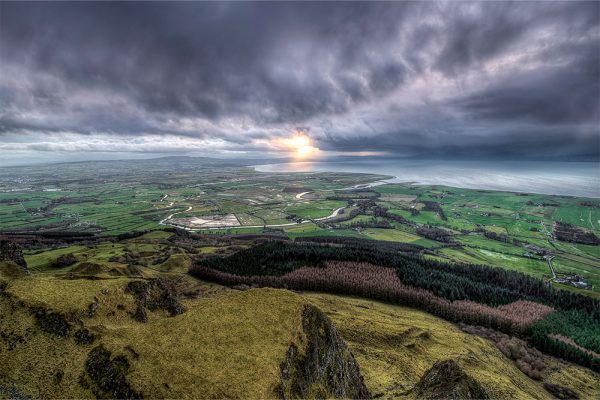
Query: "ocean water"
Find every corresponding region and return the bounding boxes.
[255,159,600,198]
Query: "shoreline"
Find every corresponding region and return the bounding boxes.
[251,161,600,198]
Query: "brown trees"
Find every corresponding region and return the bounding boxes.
[193,261,553,333]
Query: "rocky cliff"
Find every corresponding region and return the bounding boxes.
[278,304,370,399]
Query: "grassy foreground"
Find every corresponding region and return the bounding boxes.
[1,260,599,399]
[306,293,599,399]
[1,273,309,398]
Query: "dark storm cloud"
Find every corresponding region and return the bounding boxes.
[318,125,600,160]
[433,2,599,75]
[0,1,598,159]
[1,2,411,122]
[456,46,600,124]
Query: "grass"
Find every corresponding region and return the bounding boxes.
[304,292,600,400]
[0,261,30,279]
[0,296,92,399]
[22,239,211,278]
[334,214,375,226]
[104,288,307,398]
[25,245,89,270]
[156,253,193,274]
[456,234,528,256]
[139,230,173,239]
[283,222,321,233]
[283,199,346,219]
[1,280,312,399]
[194,226,267,234]
[6,276,139,316]
[438,248,486,265]
[286,228,366,240]
[3,252,599,399]
[0,163,380,235]
[361,228,426,244]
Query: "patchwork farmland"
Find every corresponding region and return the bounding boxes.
[1,157,598,298]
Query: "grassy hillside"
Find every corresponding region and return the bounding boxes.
[0,272,298,398]
[2,228,599,399]
[0,267,369,399]
[305,293,599,399]
[2,261,599,399]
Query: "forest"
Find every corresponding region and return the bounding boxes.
[190,239,600,371]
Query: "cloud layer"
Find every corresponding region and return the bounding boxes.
[0,1,598,163]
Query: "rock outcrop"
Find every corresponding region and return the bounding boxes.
[79,345,142,399]
[34,309,72,337]
[415,359,488,399]
[0,240,28,271]
[49,253,77,268]
[125,278,185,322]
[278,304,371,399]
[543,383,579,399]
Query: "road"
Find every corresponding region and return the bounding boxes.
[545,255,556,279]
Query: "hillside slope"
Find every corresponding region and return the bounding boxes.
[1,267,598,399]
[0,274,368,399]
[305,293,600,400]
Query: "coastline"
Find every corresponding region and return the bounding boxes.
[252,160,600,198]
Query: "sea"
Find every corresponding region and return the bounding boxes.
[254,159,600,198]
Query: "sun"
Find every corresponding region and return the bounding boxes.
[257,130,321,159]
[278,132,320,159]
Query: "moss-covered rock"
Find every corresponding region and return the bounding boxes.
[278,304,371,399]
[0,261,29,280]
[74,327,97,345]
[543,383,579,399]
[125,278,184,322]
[34,309,72,337]
[0,241,27,270]
[79,345,142,399]
[415,359,488,399]
[0,385,30,400]
[49,253,77,269]
[70,262,107,275]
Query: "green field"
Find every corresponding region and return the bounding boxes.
[1,158,598,297]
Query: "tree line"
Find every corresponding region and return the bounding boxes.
[190,240,600,370]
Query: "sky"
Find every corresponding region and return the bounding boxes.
[0,1,599,166]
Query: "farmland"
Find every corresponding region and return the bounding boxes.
[0,157,599,298]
